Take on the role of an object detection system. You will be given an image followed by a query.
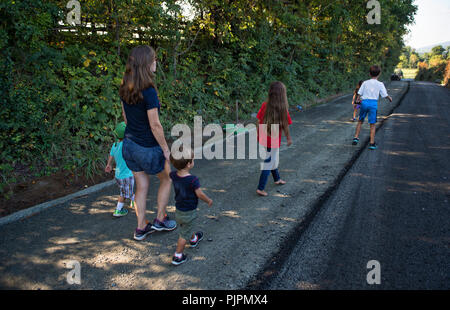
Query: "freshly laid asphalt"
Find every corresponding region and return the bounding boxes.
[2,80,443,290]
[266,81,450,290]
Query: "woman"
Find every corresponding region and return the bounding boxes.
[119,45,176,241]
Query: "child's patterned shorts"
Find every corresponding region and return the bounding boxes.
[115,176,135,200]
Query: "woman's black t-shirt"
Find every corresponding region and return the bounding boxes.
[122,87,160,147]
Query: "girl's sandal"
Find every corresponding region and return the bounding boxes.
[275,179,286,185]
[256,190,268,197]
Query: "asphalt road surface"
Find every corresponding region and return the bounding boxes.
[267,81,450,290]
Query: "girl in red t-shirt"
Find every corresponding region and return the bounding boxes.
[256,81,293,196]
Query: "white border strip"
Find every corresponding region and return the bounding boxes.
[0,180,115,227]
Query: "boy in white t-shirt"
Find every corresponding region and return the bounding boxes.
[352,65,392,150]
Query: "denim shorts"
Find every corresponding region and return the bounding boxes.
[122,138,165,175]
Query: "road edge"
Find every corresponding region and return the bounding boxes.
[0,180,115,227]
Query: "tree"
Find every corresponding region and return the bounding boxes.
[429,55,445,68]
[431,45,445,56]
[444,46,450,59]
[422,52,432,63]
[398,54,408,68]
[409,53,419,68]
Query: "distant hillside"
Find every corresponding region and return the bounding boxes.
[416,41,450,54]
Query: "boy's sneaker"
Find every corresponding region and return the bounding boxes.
[151,216,177,231]
[190,232,204,248]
[352,138,359,145]
[133,223,154,241]
[113,208,128,217]
[172,253,187,266]
[369,143,378,150]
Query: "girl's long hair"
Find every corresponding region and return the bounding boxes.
[263,81,289,136]
[119,45,157,105]
[354,80,363,94]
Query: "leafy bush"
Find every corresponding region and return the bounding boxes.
[443,60,450,88]
[416,57,447,83]
[0,0,417,196]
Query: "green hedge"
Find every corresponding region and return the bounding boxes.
[0,0,417,195]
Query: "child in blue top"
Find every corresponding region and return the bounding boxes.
[105,122,135,217]
[169,147,213,266]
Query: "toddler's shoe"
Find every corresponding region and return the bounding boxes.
[190,232,204,248]
[113,208,128,217]
[369,143,378,150]
[172,253,187,266]
[352,138,359,145]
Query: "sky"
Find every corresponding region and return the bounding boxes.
[403,0,450,49]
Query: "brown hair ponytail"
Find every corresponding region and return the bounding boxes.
[119,45,157,105]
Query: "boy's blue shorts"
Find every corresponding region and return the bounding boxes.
[359,99,378,124]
